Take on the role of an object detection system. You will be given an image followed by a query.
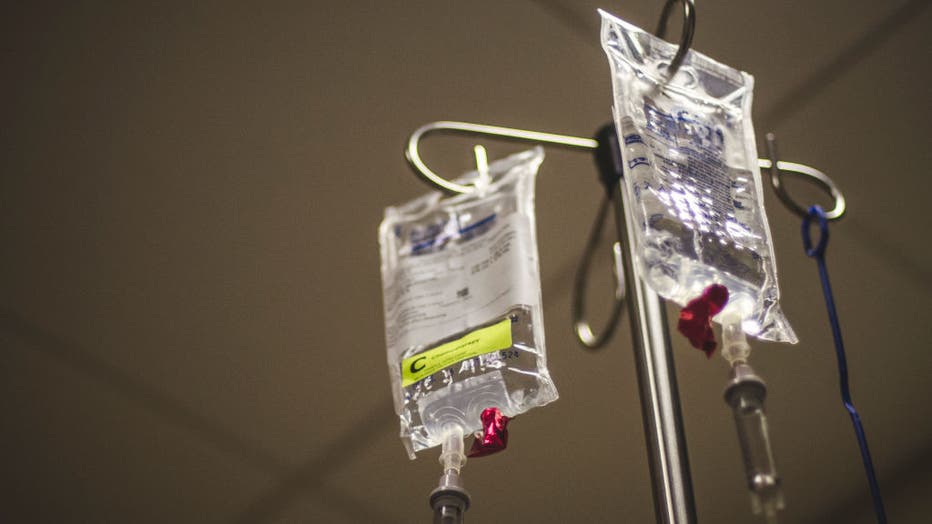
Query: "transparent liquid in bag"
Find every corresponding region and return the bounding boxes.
[379,148,558,458]
[600,10,796,343]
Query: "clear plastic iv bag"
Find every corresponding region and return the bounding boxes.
[379,148,558,458]
[600,10,797,343]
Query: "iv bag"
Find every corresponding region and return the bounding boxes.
[600,10,797,343]
[379,148,558,458]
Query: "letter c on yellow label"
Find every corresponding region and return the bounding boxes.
[409,356,427,374]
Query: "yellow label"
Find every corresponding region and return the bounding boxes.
[401,318,513,387]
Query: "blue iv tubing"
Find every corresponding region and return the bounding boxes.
[802,205,887,524]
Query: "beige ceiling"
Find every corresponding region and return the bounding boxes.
[2,1,931,523]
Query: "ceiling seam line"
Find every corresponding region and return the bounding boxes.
[760,0,930,129]
[0,307,290,476]
[0,306,400,523]
[230,404,396,524]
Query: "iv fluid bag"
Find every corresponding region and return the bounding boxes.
[600,10,797,343]
[379,148,558,458]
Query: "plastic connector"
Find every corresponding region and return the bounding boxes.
[720,314,783,521]
[721,312,751,365]
[724,363,785,522]
[430,426,470,524]
[439,425,466,474]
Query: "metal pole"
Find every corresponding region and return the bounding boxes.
[596,125,698,523]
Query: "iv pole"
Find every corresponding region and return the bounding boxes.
[401,2,860,522]
[594,125,697,523]
[403,2,844,522]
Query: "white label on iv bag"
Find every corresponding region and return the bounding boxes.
[383,213,539,363]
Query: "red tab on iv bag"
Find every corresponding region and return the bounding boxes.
[468,408,510,458]
[678,284,729,358]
